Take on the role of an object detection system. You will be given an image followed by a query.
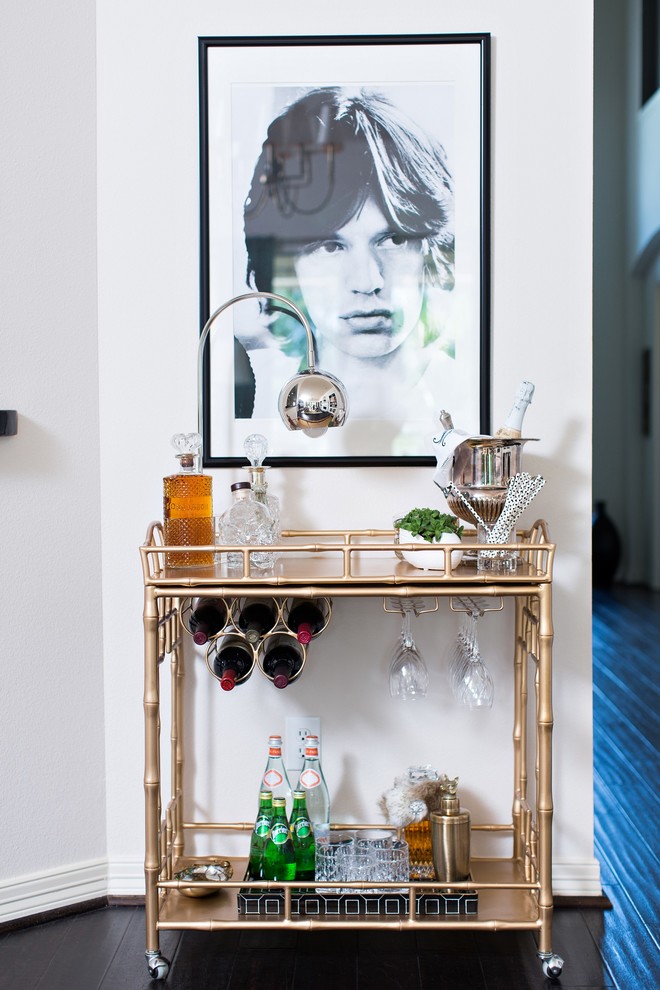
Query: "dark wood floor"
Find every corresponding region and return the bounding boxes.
[0,586,657,989]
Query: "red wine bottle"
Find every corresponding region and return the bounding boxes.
[260,635,305,689]
[285,599,327,645]
[188,597,228,645]
[210,638,254,691]
[236,598,278,645]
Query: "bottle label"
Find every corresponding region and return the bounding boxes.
[263,769,283,788]
[304,746,319,757]
[255,814,270,837]
[268,746,282,756]
[271,822,289,845]
[167,496,212,519]
[293,818,312,839]
[299,769,320,789]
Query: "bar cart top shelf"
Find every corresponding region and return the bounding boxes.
[140,519,554,592]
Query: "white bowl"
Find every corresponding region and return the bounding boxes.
[397,529,464,571]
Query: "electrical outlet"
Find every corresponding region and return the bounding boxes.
[285,716,321,772]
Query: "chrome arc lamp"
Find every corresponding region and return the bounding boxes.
[197,291,349,442]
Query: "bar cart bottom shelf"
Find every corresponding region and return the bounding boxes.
[157,857,541,929]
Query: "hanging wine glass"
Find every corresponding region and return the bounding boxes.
[454,625,494,709]
[448,599,494,709]
[448,612,475,694]
[389,602,429,701]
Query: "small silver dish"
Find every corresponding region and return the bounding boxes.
[174,858,233,898]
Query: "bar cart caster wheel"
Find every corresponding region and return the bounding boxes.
[538,952,564,979]
[146,950,170,980]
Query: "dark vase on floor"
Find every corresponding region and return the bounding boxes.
[592,500,622,587]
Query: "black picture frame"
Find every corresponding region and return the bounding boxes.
[199,33,491,468]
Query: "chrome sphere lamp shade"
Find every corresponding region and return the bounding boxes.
[197,291,348,442]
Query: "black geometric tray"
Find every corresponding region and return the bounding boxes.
[237,887,477,917]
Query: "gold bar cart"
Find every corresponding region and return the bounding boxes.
[139,521,564,980]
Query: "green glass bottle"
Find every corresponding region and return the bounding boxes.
[262,797,296,881]
[290,789,315,881]
[248,790,273,880]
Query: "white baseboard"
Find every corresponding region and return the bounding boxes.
[552,857,603,897]
[0,855,603,924]
[0,858,107,924]
[106,858,145,897]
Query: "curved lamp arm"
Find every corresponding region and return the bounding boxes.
[197,290,348,443]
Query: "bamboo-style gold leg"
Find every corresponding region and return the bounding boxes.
[171,617,185,864]
[536,583,555,958]
[512,597,527,862]
[143,585,165,967]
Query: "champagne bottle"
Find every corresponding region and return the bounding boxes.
[248,790,273,880]
[236,598,278,645]
[188,597,228,645]
[209,637,254,691]
[494,381,535,438]
[260,634,305,689]
[260,734,292,811]
[262,797,296,881]
[284,599,329,645]
[296,735,330,825]
[289,790,315,880]
[163,432,214,568]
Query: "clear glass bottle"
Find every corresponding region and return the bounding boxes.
[402,766,439,880]
[296,734,330,825]
[244,433,280,540]
[289,789,315,880]
[163,433,214,568]
[262,797,296,881]
[260,734,292,813]
[248,790,273,880]
[217,482,275,570]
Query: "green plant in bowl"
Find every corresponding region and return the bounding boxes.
[394,508,464,543]
[394,509,465,571]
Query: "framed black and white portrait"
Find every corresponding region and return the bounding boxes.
[199,34,491,467]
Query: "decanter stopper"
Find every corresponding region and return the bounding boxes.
[244,433,268,467]
[171,432,203,472]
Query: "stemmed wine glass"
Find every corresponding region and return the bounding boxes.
[389,601,429,701]
[448,602,494,708]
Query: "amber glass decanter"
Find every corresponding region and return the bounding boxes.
[163,432,214,568]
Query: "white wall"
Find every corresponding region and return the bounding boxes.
[0,0,598,924]
[0,1,107,919]
[97,0,597,897]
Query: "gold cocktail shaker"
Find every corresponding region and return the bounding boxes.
[430,780,470,883]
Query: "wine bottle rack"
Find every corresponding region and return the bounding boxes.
[179,595,332,645]
[140,523,563,982]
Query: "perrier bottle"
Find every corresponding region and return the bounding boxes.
[262,797,296,881]
[248,790,273,880]
[290,789,315,881]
